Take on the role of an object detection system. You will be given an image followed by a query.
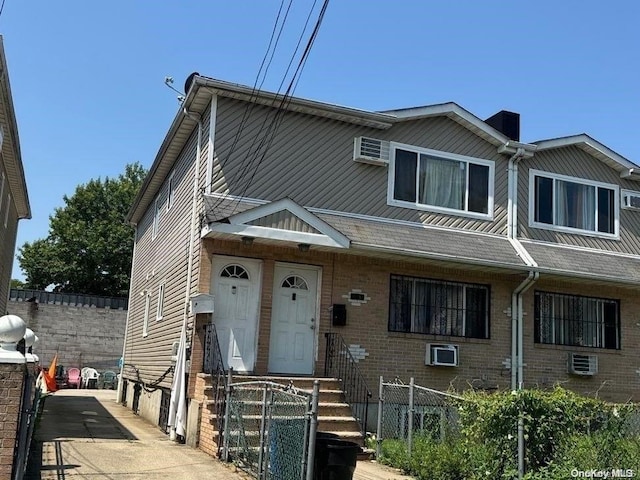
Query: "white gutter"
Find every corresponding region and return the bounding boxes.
[117,225,139,401]
[170,107,203,442]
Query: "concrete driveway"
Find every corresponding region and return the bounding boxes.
[26,389,248,480]
[26,389,411,480]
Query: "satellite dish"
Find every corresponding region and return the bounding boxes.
[184,72,200,96]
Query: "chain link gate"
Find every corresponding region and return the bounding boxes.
[376,376,464,457]
[222,379,319,480]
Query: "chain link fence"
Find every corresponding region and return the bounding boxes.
[376,377,463,457]
[222,381,318,480]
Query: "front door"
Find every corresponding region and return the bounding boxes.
[268,263,319,375]
[211,256,262,372]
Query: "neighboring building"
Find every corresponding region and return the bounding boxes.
[0,37,30,315]
[8,289,128,370]
[122,74,640,439]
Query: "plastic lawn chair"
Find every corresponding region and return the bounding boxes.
[67,368,81,389]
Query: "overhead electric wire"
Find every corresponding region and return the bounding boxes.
[209,0,293,203]
[0,0,7,19]
[232,0,330,209]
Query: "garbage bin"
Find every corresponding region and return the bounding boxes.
[314,432,359,480]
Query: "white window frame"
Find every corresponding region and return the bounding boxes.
[4,194,10,228]
[0,171,5,221]
[152,197,160,240]
[621,189,640,210]
[156,283,165,321]
[142,292,151,337]
[528,169,620,239]
[387,142,495,220]
[166,172,175,212]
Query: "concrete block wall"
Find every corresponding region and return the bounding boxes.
[7,299,127,371]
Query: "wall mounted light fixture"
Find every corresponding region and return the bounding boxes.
[241,236,254,246]
[298,243,310,252]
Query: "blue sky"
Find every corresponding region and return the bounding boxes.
[3,1,639,279]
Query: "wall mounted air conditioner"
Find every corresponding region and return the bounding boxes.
[568,353,598,376]
[622,190,640,210]
[426,344,459,367]
[353,137,390,166]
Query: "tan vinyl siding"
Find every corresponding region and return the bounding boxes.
[212,97,509,235]
[123,103,211,388]
[247,211,321,233]
[518,146,640,254]
[0,193,18,315]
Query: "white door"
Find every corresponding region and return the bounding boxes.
[211,256,262,372]
[268,264,319,375]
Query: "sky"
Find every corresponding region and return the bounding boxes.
[2,1,639,280]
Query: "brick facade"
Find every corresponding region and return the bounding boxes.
[199,238,640,403]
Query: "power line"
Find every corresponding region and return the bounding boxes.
[0,0,7,19]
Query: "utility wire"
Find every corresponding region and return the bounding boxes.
[0,0,7,19]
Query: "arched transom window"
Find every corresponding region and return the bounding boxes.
[281,275,308,290]
[220,264,249,280]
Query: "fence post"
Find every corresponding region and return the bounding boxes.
[257,383,269,480]
[222,368,233,462]
[263,385,275,480]
[305,380,319,480]
[408,377,414,456]
[376,376,384,460]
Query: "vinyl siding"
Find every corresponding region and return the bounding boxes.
[518,146,640,254]
[123,103,211,388]
[0,187,18,315]
[211,97,509,235]
[247,211,321,233]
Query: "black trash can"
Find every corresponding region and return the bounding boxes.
[314,432,359,480]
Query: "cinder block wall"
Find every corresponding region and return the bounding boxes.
[7,299,127,371]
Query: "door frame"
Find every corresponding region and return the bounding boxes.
[211,254,263,372]
[268,261,322,375]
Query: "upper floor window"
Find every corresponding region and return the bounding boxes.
[142,292,151,337]
[534,291,619,350]
[388,143,494,220]
[156,282,165,321]
[530,170,618,238]
[167,172,175,211]
[389,274,490,339]
[152,198,160,240]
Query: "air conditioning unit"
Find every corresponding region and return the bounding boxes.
[568,353,598,376]
[353,137,390,166]
[426,344,458,367]
[622,190,640,210]
[170,341,180,363]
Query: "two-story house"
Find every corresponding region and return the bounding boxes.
[0,37,31,315]
[122,74,640,446]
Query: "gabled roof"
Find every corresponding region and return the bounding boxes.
[382,103,512,147]
[202,197,350,249]
[0,37,30,219]
[533,134,640,181]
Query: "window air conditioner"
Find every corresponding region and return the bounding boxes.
[568,353,597,376]
[353,137,390,166]
[622,190,640,210]
[426,344,459,367]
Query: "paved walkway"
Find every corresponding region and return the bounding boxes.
[26,389,412,479]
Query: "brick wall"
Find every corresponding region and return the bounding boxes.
[7,299,127,370]
[200,238,640,404]
[0,363,24,478]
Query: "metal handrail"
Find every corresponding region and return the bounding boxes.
[203,323,227,455]
[324,332,372,435]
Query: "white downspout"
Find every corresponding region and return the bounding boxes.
[170,108,203,442]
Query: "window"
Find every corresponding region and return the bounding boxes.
[0,171,4,222]
[221,264,249,279]
[389,143,494,219]
[530,170,618,237]
[534,291,619,349]
[389,275,489,339]
[156,283,165,321]
[152,198,160,239]
[3,194,9,228]
[166,172,175,211]
[142,292,151,337]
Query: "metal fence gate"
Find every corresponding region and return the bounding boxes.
[12,370,43,480]
[376,377,463,457]
[222,380,319,480]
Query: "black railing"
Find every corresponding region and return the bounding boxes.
[9,288,128,310]
[203,323,227,455]
[158,389,171,433]
[324,332,372,435]
[12,369,42,480]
